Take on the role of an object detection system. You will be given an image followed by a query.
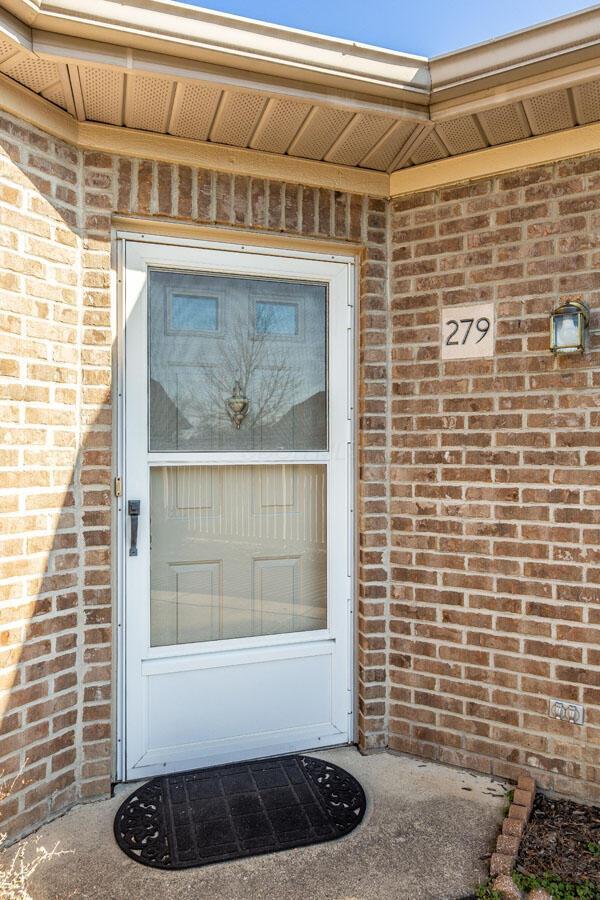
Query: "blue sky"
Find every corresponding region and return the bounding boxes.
[180,0,595,56]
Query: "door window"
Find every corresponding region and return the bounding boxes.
[148,270,327,452]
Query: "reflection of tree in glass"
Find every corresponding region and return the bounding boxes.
[190,305,300,435]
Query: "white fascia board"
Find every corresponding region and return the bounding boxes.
[5,0,600,127]
[23,0,431,102]
[430,55,600,122]
[430,4,600,99]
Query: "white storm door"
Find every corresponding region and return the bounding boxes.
[122,238,354,779]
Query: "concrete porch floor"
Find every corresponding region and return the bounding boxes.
[10,749,507,900]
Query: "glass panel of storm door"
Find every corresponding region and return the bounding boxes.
[149,464,327,646]
[148,270,327,451]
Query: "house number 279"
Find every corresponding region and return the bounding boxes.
[445,317,490,346]
[441,302,494,360]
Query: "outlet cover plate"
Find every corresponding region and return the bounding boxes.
[549,698,584,725]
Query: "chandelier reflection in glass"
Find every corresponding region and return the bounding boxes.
[225,380,249,429]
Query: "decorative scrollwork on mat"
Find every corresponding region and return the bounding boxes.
[302,756,366,831]
[113,780,171,866]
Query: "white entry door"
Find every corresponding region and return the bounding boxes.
[121,237,354,780]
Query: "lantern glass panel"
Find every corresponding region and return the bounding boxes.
[553,310,580,351]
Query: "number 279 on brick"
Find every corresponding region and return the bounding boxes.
[441,302,495,360]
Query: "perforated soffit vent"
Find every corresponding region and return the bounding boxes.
[1,1,600,175]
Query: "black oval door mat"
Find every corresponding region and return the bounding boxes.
[114,754,367,870]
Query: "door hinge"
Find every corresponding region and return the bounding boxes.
[114,476,122,497]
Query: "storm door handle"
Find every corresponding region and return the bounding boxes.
[128,500,141,556]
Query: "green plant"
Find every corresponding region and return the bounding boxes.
[587,842,600,857]
[512,871,600,900]
[503,788,515,816]
[475,879,503,900]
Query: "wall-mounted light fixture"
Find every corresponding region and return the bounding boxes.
[549,300,589,355]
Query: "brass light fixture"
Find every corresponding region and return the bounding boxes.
[549,300,589,355]
[226,380,249,428]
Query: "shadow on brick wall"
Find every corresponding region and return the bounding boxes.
[0,115,113,842]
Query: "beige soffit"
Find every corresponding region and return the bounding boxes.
[390,119,600,196]
[2,0,598,102]
[0,72,390,195]
[0,0,433,177]
[1,0,600,194]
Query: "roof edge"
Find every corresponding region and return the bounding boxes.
[430,3,600,99]
[3,0,432,101]
[3,0,600,121]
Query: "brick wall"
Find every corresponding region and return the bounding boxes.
[388,159,600,803]
[2,105,599,843]
[0,110,385,841]
[0,116,88,839]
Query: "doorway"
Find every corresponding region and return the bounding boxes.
[119,236,355,779]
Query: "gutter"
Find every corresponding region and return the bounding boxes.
[3,0,600,112]
[0,0,431,103]
[430,3,600,101]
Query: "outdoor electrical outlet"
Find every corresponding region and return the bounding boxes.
[549,699,585,725]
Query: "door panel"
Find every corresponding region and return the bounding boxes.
[150,464,327,646]
[174,563,221,644]
[143,653,334,767]
[122,239,353,779]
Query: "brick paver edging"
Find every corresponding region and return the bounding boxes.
[490,774,553,900]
